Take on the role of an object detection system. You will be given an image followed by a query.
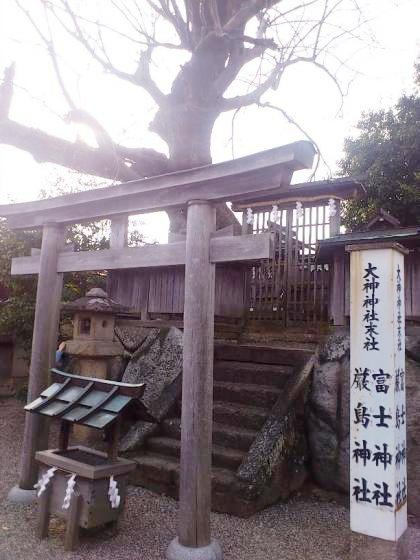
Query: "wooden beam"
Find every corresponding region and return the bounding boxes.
[12,243,186,275]
[11,234,272,275]
[211,224,235,238]
[210,233,272,263]
[0,142,315,229]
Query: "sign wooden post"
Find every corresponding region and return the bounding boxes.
[348,242,408,555]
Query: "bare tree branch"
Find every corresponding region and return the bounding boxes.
[221,52,345,112]
[223,0,280,33]
[15,0,77,110]
[0,64,15,119]
[258,101,333,178]
[0,62,169,183]
[48,0,166,105]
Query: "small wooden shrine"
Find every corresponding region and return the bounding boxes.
[317,208,420,326]
[25,369,152,550]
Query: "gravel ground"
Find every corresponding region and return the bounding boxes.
[1,397,419,560]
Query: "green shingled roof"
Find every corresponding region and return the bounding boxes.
[25,369,153,429]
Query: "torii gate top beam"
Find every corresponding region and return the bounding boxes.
[0,141,315,229]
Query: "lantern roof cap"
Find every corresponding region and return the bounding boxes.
[63,287,128,314]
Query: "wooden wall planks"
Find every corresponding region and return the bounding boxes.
[107,264,246,319]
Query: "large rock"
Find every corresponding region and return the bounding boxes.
[115,325,153,353]
[120,326,183,452]
[406,354,420,517]
[308,348,350,492]
[307,331,420,518]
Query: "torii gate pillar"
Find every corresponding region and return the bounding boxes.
[8,222,65,503]
[167,200,222,560]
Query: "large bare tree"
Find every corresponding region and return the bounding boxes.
[0,0,369,231]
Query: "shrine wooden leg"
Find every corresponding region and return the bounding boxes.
[64,493,81,551]
[37,485,52,539]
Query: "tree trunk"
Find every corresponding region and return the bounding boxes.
[152,96,238,233]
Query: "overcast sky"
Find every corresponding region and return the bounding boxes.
[0,0,419,242]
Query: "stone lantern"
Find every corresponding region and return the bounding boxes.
[62,288,127,380]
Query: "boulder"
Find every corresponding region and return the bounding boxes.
[308,353,350,492]
[115,325,154,353]
[120,326,183,452]
[406,356,420,517]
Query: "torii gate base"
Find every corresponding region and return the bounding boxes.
[167,538,223,560]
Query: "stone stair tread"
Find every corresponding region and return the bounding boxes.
[214,343,305,366]
[162,417,257,451]
[213,400,269,416]
[163,416,258,439]
[215,360,293,374]
[134,451,236,485]
[146,436,245,464]
[212,400,269,430]
[214,380,281,394]
[213,380,280,407]
[133,451,179,471]
[213,360,292,387]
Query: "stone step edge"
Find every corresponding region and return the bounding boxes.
[162,417,258,439]
[146,436,245,462]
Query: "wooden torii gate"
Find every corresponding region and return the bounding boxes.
[0,141,315,560]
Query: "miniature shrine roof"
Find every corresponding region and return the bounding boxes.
[63,288,128,315]
[316,227,420,263]
[25,369,153,429]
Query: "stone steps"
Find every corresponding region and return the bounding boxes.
[213,380,280,407]
[214,360,292,386]
[129,342,307,517]
[132,452,236,495]
[214,343,303,365]
[161,417,257,451]
[146,436,245,470]
[212,401,269,431]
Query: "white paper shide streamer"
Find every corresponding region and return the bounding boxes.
[108,475,121,509]
[328,198,337,217]
[34,467,57,497]
[246,207,254,225]
[296,201,304,219]
[62,474,77,510]
[271,205,279,223]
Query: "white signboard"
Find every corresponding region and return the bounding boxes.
[349,246,407,541]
